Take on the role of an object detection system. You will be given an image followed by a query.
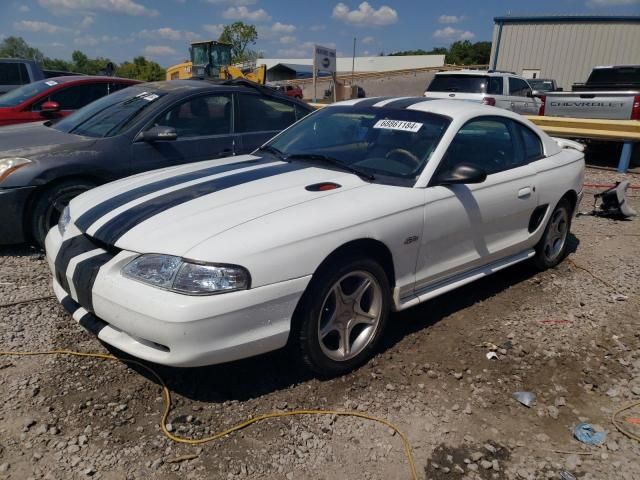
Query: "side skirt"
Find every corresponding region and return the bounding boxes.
[395,249,535,311]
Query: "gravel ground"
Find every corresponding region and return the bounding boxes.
[0,167,638,480]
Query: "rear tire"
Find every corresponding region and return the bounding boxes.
[532,198,572,270]
[29,180,95,248]
[293,255,391,377]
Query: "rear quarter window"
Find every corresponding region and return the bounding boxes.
[518,124,544,160]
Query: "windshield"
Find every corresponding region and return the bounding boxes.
[427,75,488,93]
[192,45,209,65]
[53,87,165,138]
[267,107,451,182]
[528,80,554,91]
[0,78,59,107]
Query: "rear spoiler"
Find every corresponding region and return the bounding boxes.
[553,137,585,152]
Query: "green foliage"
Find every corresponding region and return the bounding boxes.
[219,21,258,63]
[0,36,45,62]
[117,56,165,81]
[388,42,491,66]
[0,36,165,81]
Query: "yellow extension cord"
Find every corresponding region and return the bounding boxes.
[0,349,419,480]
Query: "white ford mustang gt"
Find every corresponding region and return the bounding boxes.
[46,97,584,376]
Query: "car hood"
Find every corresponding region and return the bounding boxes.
[70,155,370,255]
[0,121,94,158]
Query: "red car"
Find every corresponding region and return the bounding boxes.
[0,76,140,126]
[276,84,303,99]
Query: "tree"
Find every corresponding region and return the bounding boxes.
[117,56,165,81]
[446,40,491,65]
[388,47,447,56]
[0,36,44,62]
[219,22,258,63]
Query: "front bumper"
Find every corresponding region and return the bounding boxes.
[0,186,36,244]
[46,227,311,367]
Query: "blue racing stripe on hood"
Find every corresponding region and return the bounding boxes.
[90,161,308,245]
[75,158,268,232]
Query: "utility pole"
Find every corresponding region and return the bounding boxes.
[351,37,356,86]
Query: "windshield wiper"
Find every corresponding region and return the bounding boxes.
[257,145,288,162]
[286,153,375,181]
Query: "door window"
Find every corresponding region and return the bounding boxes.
[508,77,532,97]
[236,94,297,132]
[0,63,29,85]
[487,77,503,95]
[107,82,132,94]
[33,83,108,110]
[438,117,525,176]
[151,94,232,138]
[518,124,544,161]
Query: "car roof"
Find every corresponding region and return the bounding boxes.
[435,70,518,77]
[43,75,140,84]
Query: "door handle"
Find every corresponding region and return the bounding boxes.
[518,187,532,198]
[510,102,515,108]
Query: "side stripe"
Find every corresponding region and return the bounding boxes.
[91,162,308,245]
[72,252,115,312]
[382,97,433,109]
[75,158,268,232]
[54,235,101,292]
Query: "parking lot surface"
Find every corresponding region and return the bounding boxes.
[0,167,638,480]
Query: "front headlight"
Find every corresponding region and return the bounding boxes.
[121,254,250,295]
[58,205,71,236]
[0,157,32,182]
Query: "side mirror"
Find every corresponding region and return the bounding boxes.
[40,101,61,114]
[140,125,178,142]
[526,90,534,98]
[436,164,487,185]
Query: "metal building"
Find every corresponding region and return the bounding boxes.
[489,16,640,90]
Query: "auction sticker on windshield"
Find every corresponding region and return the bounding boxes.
[373,119,423,133]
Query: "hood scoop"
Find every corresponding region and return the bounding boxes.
[305,182,341,192]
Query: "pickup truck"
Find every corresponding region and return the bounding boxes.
[540,65,640,120]
[0,58,79,95]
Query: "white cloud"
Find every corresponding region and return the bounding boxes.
[310,24,326,32]
[587,0,639,5]
[438,15,464,24]
[332,2,398,26]
[38,0,159,17]
[433,26,475,41]
[74,34,98,46]
[140,27,183,40]
[361,35,375,44]
[279,35,296,44]
[271,22,296,33]
[80,15,94,28]
[144,45,178,56]
[14,20,68,34]
[19,5,30,12]
[222,6,271,21]
[203,23,225,36]
[206,0,256,4]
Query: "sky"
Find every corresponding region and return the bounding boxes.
[0,0,639,67]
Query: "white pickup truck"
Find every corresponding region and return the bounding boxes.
[540,65,640,120]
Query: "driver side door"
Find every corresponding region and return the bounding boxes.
[414,116,539,291]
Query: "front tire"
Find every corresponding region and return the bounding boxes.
[532,198,572,270]
[29,180,95,248]
[294,255,391,377]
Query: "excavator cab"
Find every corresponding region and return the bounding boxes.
[189,41,233,79]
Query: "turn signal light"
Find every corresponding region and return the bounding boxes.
[538,95,546,116]
[481,97,496,106]
[631,95,640,120]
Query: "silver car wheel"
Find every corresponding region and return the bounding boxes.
[543,208,569,261]
[317,270,383,362]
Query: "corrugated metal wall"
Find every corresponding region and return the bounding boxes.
[489,21,640,90]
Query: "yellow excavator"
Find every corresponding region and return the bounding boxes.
[165,41,266,84]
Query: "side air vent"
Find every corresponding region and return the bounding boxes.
[305,182,341,192]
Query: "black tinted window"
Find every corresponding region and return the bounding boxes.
[108,82,132,94]
[152,94,232,137]
[440,117,524,175]
[588,66,640,85]
[509,77,531,97]
[236,94,296,132]
[34,83,108,110]
[488,77,503,95]
[427,75,488,93]
[519,124,543,160]
[0,63,29,85]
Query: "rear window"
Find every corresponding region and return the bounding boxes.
[427,75,488,94]
[587,66,640,85]
[0,62,29,86]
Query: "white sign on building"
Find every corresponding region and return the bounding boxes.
[313,45,336,74]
